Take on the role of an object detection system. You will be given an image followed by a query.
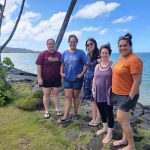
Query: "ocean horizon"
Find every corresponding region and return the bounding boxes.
[1,52,150,105]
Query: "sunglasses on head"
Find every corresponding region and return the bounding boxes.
[87,43,94,47]
[119,35,130,40]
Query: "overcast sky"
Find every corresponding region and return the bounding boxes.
[0,0,150,53]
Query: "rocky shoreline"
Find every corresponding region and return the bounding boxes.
[5,67,150,150]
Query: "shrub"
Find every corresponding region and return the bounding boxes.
[0,58,14,106]
[2,57,14,68]
[16,95,43,111]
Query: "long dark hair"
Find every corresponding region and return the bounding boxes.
[85,38,99,61]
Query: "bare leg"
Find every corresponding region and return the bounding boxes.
[73,90,80,115]
[91,100,100,123]
[102,128,113,144]
[62,89,73,119]
[42,87,51,113]
[116,109,135,150]
[52,87,60,111]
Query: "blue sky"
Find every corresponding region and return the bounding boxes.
[0,0,150,53]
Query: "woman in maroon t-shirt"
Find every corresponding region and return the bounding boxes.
[36,39,62,118]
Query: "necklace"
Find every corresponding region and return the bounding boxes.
[100,61,111,69]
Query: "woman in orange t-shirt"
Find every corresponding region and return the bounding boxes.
[112,33,143,150]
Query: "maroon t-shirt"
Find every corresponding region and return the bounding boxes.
[35,50,61,81]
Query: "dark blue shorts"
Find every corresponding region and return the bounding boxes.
[64,78,83,90]
[40,79,61,88]
[111,93,139,112]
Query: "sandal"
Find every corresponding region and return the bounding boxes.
[102,135,112,144]
[96,129,107,135]
[57,117,71,124]
[73,114,79,120]
[88,121,100,127]
[56,111,62,116]
[43,112,50,119]
[113,140,128,147]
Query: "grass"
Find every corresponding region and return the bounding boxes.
[0,82,93,150]
[0,82,150,150]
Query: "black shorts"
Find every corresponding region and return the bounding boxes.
[111,93,139,112]
[40,79,61,88]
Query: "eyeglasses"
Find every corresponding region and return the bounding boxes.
[87,43,94,47]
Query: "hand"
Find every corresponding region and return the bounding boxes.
[61,73,65,77]
[77,73,83,79]
[38,78,43,86]
[128,95,132,101]
[48,57,53,61]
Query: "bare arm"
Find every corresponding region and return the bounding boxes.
[129,73,142,99]
[92,64,98,97]
[60,63,65,77]
[36,65,43,85]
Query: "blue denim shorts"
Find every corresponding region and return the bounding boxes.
[111,93,139,112]
[64,78,83,90]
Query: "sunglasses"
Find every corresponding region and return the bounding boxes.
[119,35,130,40]
[87,43,94,47]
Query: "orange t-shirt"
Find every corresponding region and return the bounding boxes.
[112,53,143,95]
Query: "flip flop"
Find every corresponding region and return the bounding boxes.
[58,117,72,124]
[102,135,112,144]
[96,129,107,135]
[56,111,62,116]
[43,112,50,119]
[113,140,128,147]
[88,121,100,127]
[73,114,80,120]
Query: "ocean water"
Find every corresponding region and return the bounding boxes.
[1,52,150,105]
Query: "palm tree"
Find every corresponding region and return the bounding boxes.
[0,0,6,36]
[55,0,77,50]
[0,0,26,62]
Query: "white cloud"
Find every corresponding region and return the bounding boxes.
[33,12,66,41]
[64,30,82,39]
[81,26,99,32]
[99,28,108,35]
[116,29,129,32]
[0,0,22,21]
[1,10,66,42]
[74,1,120,19]
[112,16,134,24]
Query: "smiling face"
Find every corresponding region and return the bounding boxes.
[69,37,78,51]
[86,40,95,52]
[100,48,110,61]
[47,39,55,51]
[118,39,132,56]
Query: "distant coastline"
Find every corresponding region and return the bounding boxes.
[2,47,39,53]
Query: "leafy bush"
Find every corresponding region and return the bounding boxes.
[0,58,14,106]
[2,57,14,68]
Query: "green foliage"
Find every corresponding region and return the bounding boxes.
[0,58,14,106]
[2,57,14,68]
[16,95,43,111]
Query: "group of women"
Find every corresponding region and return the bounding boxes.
[36,33,143,150]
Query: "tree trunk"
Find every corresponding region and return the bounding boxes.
[0,0,6,36]
[0,0,25,62]
[55,0,77,50]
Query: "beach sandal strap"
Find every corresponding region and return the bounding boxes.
[43,112,50,119]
